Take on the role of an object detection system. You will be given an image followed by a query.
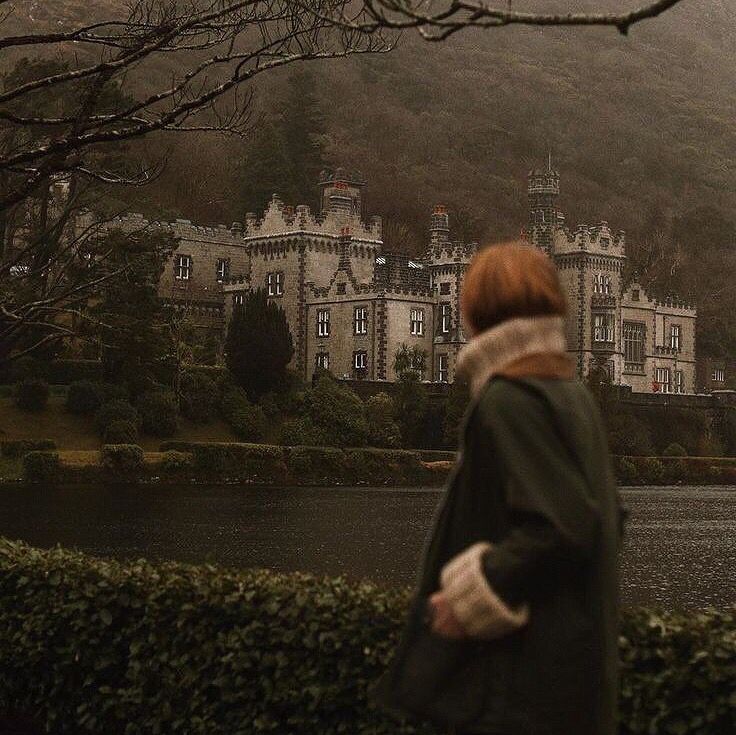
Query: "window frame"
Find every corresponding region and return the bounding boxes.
[623,321,645,365]
[353,350,368,370]
[267,270,284,297]
[315,352,330,371]
[174,254,192,281]
[353,306,368,335]
[592,312,615,344]
[316,308,331,338]
[670,324,681,351]
[410,307,425,336]
[437,353,449,383]
[439,302,452,334]
[215,258,230,283]
[656,366,671,394]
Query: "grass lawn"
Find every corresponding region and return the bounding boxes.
[0,397,238,451]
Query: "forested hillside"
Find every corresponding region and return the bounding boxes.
[4,1,736,355]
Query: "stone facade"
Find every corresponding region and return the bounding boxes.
[526,163,697,394]
[114,166,697,393]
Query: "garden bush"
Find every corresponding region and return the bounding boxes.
[229,404,267,442]
[1,439,56,459]
[65,380,105,415]
[103,420,139,445]
[14,378,49,412]
[0,539,733,735]
[94,400,139,436]
[300,376,368,447]
[137,391,179,437]
[615,457,638,485]
[636,457,666,484]
[22,451,60,483]
[100,444,144,473]
[365,393,402,448]
[663,442,688,457]
[278,416,326,447]
[178,371,218,423]
[606,410,655,457]
[159,450,193,473]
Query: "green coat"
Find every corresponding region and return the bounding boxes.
[374,376,623,735]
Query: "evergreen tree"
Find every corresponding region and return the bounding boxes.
[239,70,328,213]
[224,289,294,399]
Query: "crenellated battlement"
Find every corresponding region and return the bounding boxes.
[111,212,244,244]
[241,194,382,243]
[554,221,626,256]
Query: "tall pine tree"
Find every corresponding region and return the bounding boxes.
[239,70,328,213]
[224,289,294,399]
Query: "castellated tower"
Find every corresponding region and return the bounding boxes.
[318,167,365,218]
[527,162,564,253]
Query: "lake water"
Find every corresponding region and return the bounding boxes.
[0,484,734,609]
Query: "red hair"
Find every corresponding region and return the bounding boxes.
[460,242,567,335]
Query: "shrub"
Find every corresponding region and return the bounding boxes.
[103,420,139,445]
[258,392,281,420]
[220,386,267,441]
[159,450,193,473]
[46,359,102,384]
[179,371,218,423]
[14,378,49,412]
[663,442,688,457]
[1,439,56,459]
[0,539,733,735]
[300,376,368,447]
[606,410,655,457]
[365,393,402,448]
[137,391,179,437]
[94,400,139,436]
[65,380,105,415]
[644,406,706,456]
[279,416,326,447]
[616,457,638,485]
[637,457,665,484]
[392,374,428,449]
[100,444,144,473]
[22,451,60,483]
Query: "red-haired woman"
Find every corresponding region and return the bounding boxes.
[375,243,624,735]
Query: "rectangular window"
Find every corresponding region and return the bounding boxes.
[316,309,330,338]
[623,321,645,364]
[593,274,600,294]
[267,271,284,296]
[315,352,329,371]
[440,282,451,295]
[174,254,192,280]
[712,368,725,383]
[670,324,681,351]
[437,354,449,383]
[354,307,368,335]
[631,289,640,302]
[593,313,614,343]
[656,367,671,394]
[440,303,452,334]
[216,258,230,283]
[674,370,685,394]
[353,350,368,370]
[410,308,425,336]
[233,293,244,306]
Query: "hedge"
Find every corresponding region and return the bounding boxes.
[0,539,733,735]
[0,439,56,459]
[22,451,60,483]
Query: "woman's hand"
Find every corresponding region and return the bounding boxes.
[428,591,467,639]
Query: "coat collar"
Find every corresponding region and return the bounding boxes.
[456,316,573,398]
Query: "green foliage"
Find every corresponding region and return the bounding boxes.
[279,416,326,447]
[237,69,328,214]
[616,457,639,485]
[0,539,733,735]
[224,290,294,400]
[299,376,369,447]
[178,371,218,423]
[393,344,427,381]
[160,450,193,473]
[606,409,655,457]
[136,391,179,438]
[22,451,60,483]
[103,420,139,445]
[644,406,707,456]
[5,355,47,383]
[220,385,267,441]
[442,382,470,450]
[93,230,176,392]
[100,444,144,473]
[94,400,140,437]
[13,378,49,412]
[0,439,56,459]
[663,442,688,457]
[393,374,428,449]
[65,380,105,415]
[637,457,666,485]
[365,392,402,448]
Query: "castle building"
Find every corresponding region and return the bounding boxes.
[112,165,697,393]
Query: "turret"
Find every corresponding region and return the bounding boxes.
[429,204,450,248]
[318,168,365,217]
[527,159,564,253]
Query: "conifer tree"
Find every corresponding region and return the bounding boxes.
[224,289,294,399]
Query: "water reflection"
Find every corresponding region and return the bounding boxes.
[0,484,733,609]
